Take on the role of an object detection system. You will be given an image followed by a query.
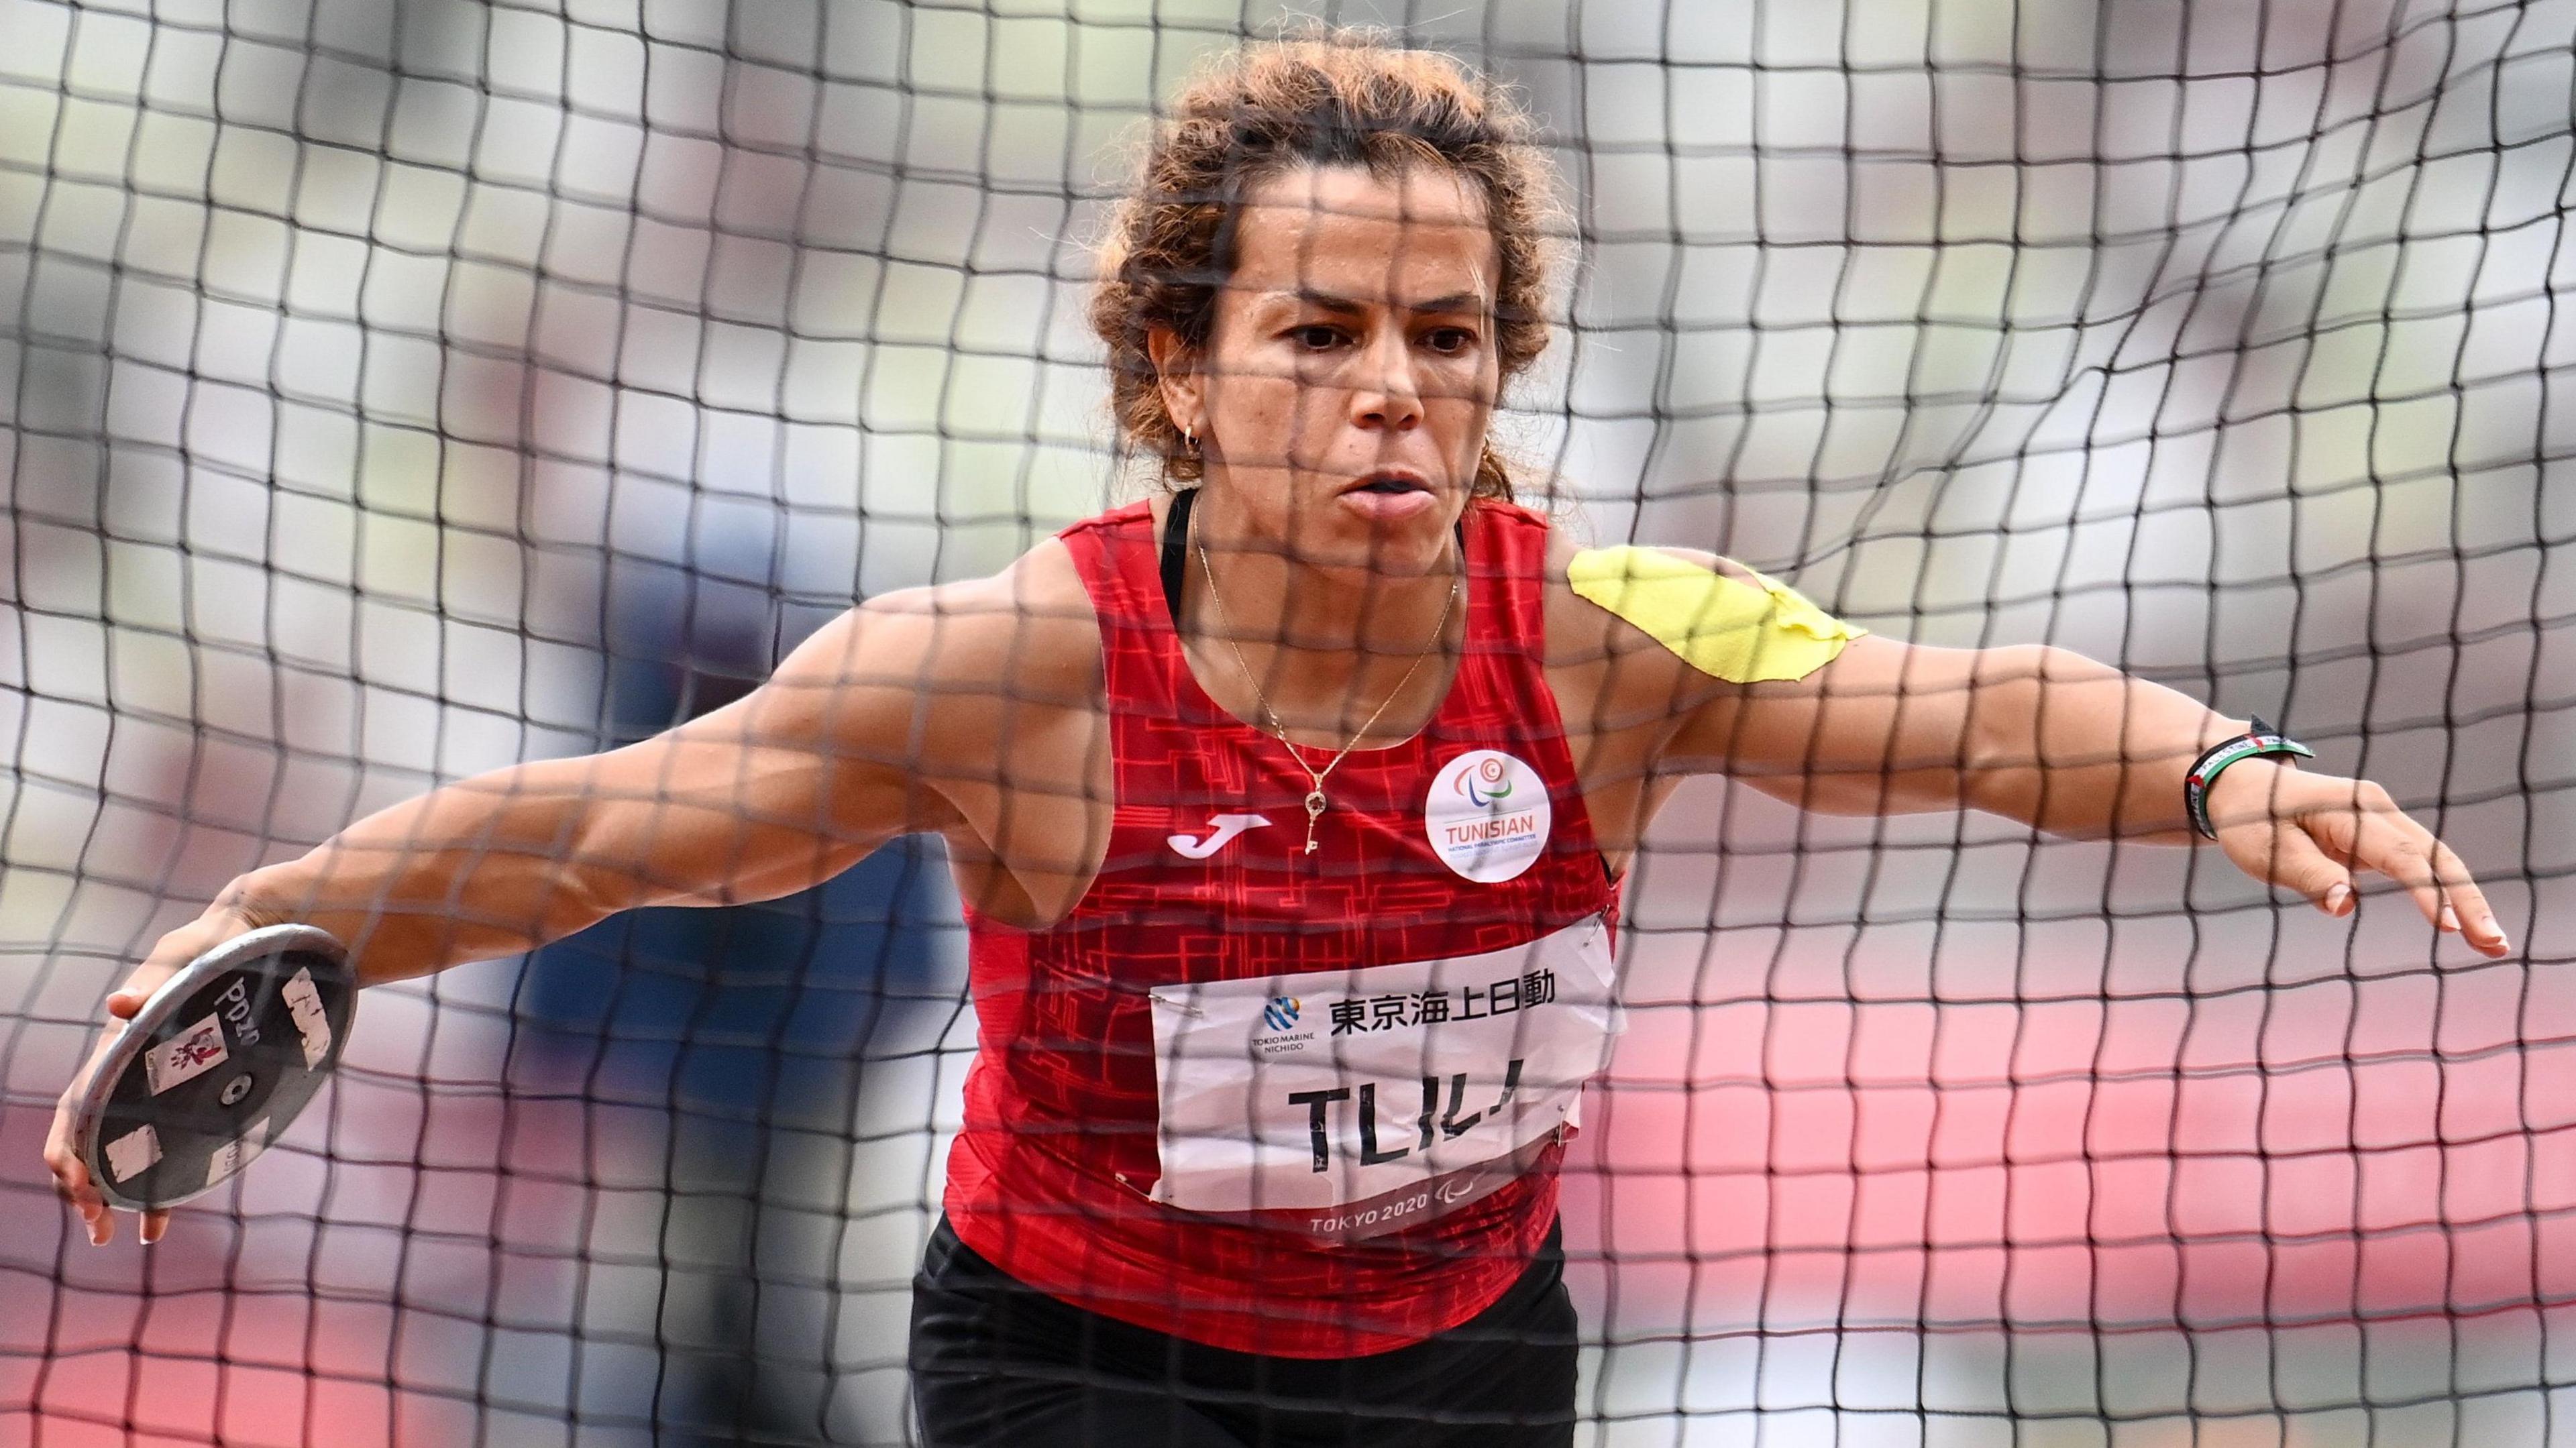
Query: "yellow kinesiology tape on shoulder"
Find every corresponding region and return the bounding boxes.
[1568,546,1863,683]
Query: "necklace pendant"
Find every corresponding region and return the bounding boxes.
[1303,789,1326,854]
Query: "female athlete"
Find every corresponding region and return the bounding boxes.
[49,32,2509,1448]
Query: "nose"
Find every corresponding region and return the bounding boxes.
[1349,328,1424,434]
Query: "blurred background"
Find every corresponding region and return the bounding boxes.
[3,0,2573,1443]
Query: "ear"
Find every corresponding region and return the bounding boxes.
[1146,326,1206,440]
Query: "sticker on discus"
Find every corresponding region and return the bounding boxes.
[104,1123,162,1183]
[143,1014,229,1095]
[204,1118,271,1190]
[282,967,331,1068]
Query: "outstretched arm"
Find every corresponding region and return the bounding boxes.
[170,597,943,990]
[1672,632,2510,956]
[44,559,1085,1244]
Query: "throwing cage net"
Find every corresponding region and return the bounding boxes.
[4,0,2571,1443]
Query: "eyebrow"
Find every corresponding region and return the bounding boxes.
[1281,288,1490,317]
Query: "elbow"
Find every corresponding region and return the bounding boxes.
[1957,643,2082,822]
[551,802,639,934]
[550,863,618,940]
[1957,644,2044,769]
[1962,643,2136,832]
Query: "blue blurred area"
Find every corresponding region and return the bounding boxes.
[491,531,957,1444]
[509,533,954,1103]
[513,837,951,1116]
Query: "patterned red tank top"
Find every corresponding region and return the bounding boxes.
[943,495,1622,1357]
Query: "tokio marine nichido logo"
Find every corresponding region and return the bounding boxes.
[1252,995,1316,1055]
[1424,750,1551,882]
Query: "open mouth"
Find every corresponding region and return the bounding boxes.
[1346,471,1431,496]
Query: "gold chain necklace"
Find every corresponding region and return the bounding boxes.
[1193,531,1461,856]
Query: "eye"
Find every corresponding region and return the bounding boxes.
[1289,324,1348,351]
[1422,327,1479,355]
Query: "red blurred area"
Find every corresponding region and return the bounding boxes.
[16,950,2570,1442]
[1562,944,2573,1339]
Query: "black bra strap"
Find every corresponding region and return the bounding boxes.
[1159,486,1468,622]
[1160,486,1197,622]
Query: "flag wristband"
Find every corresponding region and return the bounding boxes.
[2184,715,2316,840]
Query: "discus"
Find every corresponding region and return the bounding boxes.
[70,924,356,1213]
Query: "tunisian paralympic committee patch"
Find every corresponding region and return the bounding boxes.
[1425,749,1551,883]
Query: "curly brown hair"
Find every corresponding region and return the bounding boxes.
[1089,31,1564,501]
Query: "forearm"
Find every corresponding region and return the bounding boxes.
[1960,645,2249,842]
[216,755,625,987]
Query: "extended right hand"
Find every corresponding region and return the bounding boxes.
[43,907,256,1246]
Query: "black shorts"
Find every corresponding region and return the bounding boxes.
[909,1217,1579,1447]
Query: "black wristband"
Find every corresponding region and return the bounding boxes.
[2184,714,2316,840]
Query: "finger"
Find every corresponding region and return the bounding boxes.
[2235,818,2355,915]
[2339,803,2450,926]
[50,1144,119,1247]
[106,957,184,1021]
[48,1164,110,1245]
[2425,837,2511,956]
[43,1113,109,1244]
[2341,807,2508,954]
[142,1210,169,1245]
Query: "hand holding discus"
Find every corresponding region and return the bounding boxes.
[44,920,356,1245]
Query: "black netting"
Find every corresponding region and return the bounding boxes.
[4,1,2571,1443]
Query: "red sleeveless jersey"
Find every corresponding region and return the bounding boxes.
[943,496,1621,1357]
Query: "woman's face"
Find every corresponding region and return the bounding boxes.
[1157,162,1501,575]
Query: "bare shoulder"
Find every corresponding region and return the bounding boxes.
[850,537,1110,922]
[1540,534,1752,650]
[1538,532,1739,732]
[737,537,1104,777]
[849,537,1104,708]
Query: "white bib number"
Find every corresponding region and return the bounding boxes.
[1144,916,1620,1239]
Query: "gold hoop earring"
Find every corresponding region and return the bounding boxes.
[1183,426,1199,453]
